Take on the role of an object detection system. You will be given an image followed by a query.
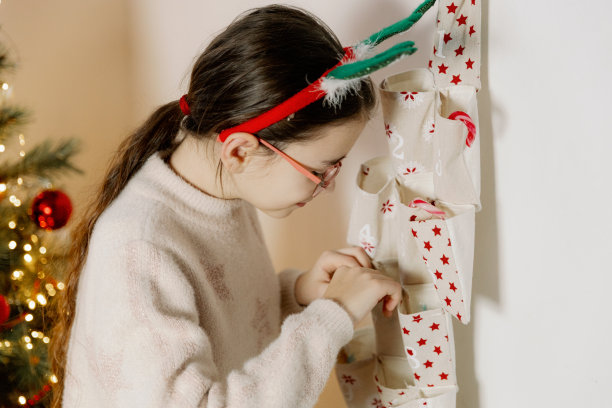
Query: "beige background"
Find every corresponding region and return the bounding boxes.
[1,1,611,407]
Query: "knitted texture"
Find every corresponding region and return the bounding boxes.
[62,151,354,407]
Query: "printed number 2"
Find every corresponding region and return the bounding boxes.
[389,132,405,160]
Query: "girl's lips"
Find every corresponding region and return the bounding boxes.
[296,202,306,207]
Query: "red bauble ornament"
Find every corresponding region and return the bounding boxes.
[0,294,9,325]
[30,189,73,230]
[0,177,5,203]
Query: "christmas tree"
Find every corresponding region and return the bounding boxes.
[0,31,82,407]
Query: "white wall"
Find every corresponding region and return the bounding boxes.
[2,0,610,407]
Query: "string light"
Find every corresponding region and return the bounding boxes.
[45,283,56,296]
[0,84,68,396]
[9,195,22,206]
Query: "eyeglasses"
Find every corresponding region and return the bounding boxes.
[257,137,342,197]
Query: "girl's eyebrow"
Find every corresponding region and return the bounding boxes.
[321,155,346,166]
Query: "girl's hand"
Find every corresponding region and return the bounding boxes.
[323,265,402,326]
[295,247,373,306]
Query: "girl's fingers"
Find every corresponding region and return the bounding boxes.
[336,246,373,268]
[319,250,363,274]
[371,276,402,313]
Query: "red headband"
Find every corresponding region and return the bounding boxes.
[178,46,355,143]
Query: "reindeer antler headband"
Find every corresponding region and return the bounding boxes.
[178,0,435,143]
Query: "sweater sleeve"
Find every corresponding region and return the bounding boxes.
[277,268,307,319]
[68,240,353,408]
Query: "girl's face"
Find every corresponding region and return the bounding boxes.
[231,116,368,218]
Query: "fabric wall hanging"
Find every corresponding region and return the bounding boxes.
[337,0,481,406]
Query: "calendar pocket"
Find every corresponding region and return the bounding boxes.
[373,354,420,407]
[380,69,481,210]
[346,156,401,263]
[397,286,457,388]
[335,327,379,407]
[401,198,476,323]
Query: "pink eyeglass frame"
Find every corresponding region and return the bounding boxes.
[257,137,342,197]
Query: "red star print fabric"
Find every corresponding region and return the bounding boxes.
[406,201,475,324]
[398,306,457,388]
[430,0,481,89]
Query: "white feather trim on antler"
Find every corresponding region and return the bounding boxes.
[320,77,363,110]
[352,41,377,61]
[318,41,376,110]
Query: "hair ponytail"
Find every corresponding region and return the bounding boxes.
[48,100,183,408]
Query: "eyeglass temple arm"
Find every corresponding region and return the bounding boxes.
[258,138,322,184]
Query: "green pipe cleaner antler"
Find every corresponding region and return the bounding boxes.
[327,0,436,80]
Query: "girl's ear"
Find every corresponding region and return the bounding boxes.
[218,132,261,173]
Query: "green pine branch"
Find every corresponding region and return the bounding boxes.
[0,106,31,145]
[0,43,17,73]
[0,321,52,406]
[0,138,83,182]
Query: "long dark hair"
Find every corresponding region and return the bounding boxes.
[49,4,376,406]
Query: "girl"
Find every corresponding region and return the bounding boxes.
[50,4,403,407]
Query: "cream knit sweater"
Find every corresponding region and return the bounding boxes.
[63,151,354,407]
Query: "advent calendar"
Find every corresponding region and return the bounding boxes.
[335,1,482,406]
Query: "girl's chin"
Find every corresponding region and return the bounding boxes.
[259,201,309,218]
[261,207,296,219]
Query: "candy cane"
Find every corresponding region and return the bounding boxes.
[448,111,476,147]
[408,198,446,219]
